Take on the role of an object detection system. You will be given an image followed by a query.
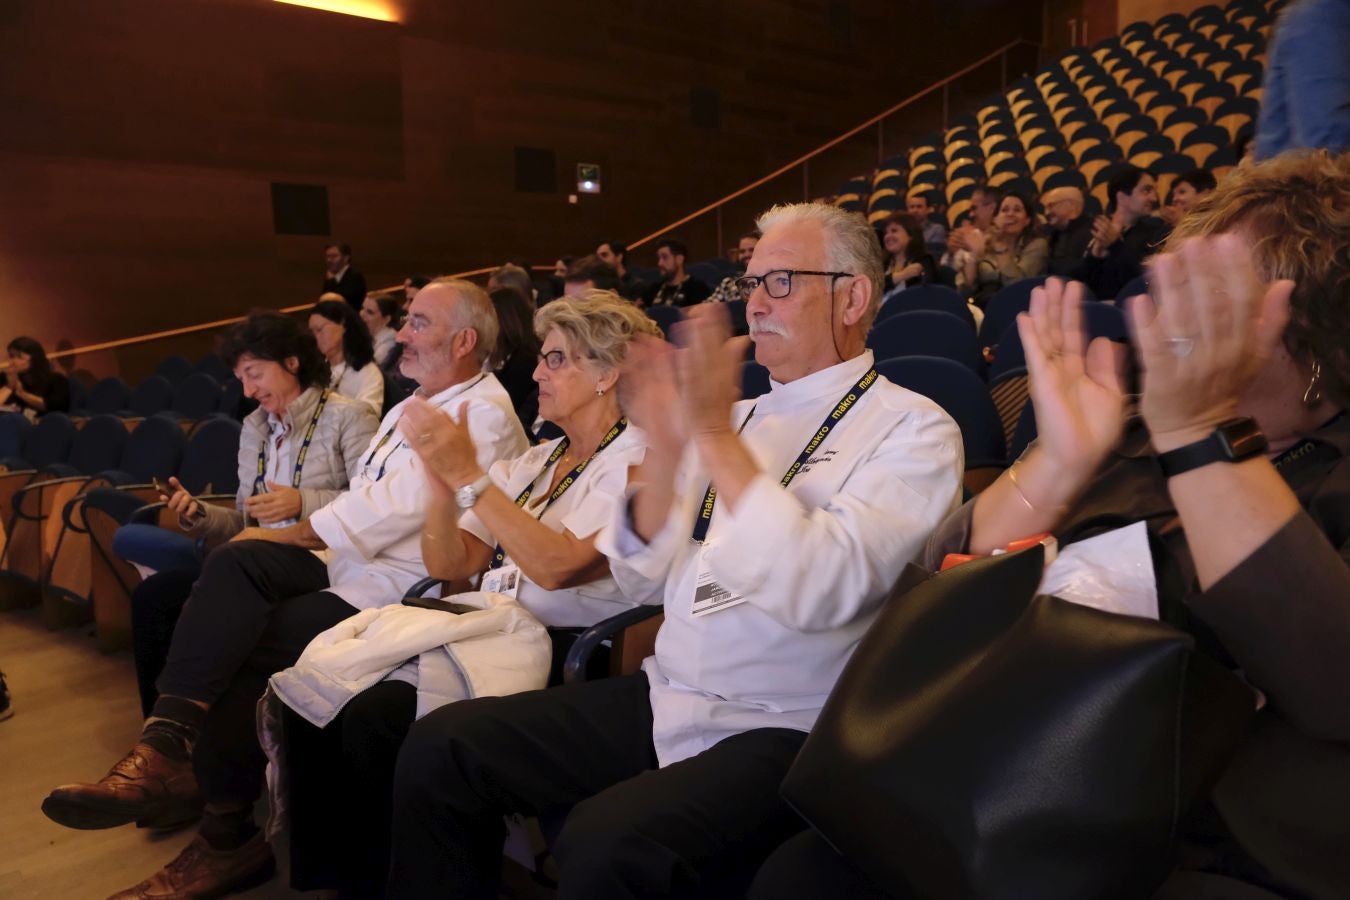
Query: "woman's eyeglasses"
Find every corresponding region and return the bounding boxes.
[539,349,569,370]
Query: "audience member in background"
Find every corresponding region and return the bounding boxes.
[487,263,536,306]
[708,231,762,303]
[311,298,384,417]
[945,184,1000,276]
[563,255,622,298]
[122,313,378,718]
[957,190,1049,307]
[1161,168,1218,226]
[1255,0,1350,160]
[550,255,576,301]
[1042,185,1094,280]
[282,291,660,897]
[0,337,70,417]
[322,242,367,312]
[1084,165,1169,300]
[488,287,542,432]
[597,240,648,301]
[384,202,963,899]
[644,237,712,307]
[879,212,939,304]
[750,151,1350,900]
[507,257,557,304]
[907,187,948,258]
[402,275,430,310]
[360,295,404,369]
[0,669,10,722]
[41,280,529,900]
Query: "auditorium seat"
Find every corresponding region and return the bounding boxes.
[867,311,983,376]
[741,361,772,400]
[875,285,974,330]
[195,354,232,383]
[126,375,175,421]
[85,377,133,416]
[154,355,195,385]
[644,306,683,340]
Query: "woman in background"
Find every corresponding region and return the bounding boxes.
[879,212,939,302]
[1,337,70,417]
[957,190,1049,307]
[311,297,384,417]
[489,287,542,433]
[360,294,403,369]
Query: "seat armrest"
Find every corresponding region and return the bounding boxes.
[563,605,664,685]
[401,576,448,600]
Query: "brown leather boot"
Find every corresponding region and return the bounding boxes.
[105,831,275,900]
[41,741,201,830]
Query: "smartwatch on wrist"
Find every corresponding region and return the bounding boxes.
[454,473,493,510]
[1157,417,1268,478]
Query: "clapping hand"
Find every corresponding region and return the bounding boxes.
[1127,235,1294,452]
[398,397,482,496]
[1017,278,1128,476]
[672,304,751,440]
[1089,215,1122,257]
[618,334,688,457]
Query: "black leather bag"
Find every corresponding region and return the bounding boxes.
[781,543,1255,900]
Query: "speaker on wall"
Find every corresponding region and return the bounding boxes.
[515,147,557,193]
[271,183,331,236]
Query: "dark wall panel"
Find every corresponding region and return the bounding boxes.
[0,0,1043,379]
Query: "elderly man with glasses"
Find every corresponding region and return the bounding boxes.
[41,280,528,900]
[385,202,964,899]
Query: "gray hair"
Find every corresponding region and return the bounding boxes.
[490,264,534,303]
[755,202,884,331]
[436,279,499,366]
[534,290,662,370]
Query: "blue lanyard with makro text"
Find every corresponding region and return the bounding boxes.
[690,368,879,543]
[254,390,331,496]
[366,376,487,482]
[488,418,628,569]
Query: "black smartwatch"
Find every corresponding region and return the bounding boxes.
[1157,417,1268,478]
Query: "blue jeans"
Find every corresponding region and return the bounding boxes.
[1256,0,1350,159]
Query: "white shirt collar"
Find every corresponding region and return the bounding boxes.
[418,370,490,407]
[758,350,875,414]
[332,265,349,283]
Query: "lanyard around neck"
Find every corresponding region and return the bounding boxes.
[364,375,488,482]
[690,368,879,543]
[254,390,330,495]
[488,418,628,570]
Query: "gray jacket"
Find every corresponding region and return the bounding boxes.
[185,387,378,544]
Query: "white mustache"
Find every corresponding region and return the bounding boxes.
[748,320,788,337]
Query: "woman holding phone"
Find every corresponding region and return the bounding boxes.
[116,312,378,718]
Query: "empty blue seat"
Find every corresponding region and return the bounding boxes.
[875,356,1006,466]
[991,304,1129,381]
[168,372,222,421]
[644,306,683,340]
[875,285,974,330]
[195,355,232,383]
[128,376,175,418]
[86,377,131,416]
[0,412,32,465]
[155,355,195,385]
[866,311,983,376]
[179,417,243,495]
[16,413,75,470]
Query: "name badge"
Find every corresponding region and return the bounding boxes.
[481,564,522,599]
[692,543,748,617]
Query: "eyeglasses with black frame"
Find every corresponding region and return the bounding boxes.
[538,349,569,370]
[733,269,854,299]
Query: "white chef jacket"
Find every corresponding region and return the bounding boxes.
[458,425,647,629]
[599,350,963,767]
[329,360,385,418]
[308,372,529,610]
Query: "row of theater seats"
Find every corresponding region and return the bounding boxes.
[70,353,252,423]
[835,0,1276,223]
[0,409,241,647]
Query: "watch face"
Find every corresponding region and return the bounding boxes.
[1216,417,1268,458]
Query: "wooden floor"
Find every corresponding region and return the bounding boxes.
[0,604,308,900]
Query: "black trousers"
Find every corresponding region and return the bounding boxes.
[131,569,198,718]
[387,672,808,900]
[748,828,899,900]
[286,630,607,898]
[156,540,356,806]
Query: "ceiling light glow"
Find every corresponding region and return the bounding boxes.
[273,0,398,23]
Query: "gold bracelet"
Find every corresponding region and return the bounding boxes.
[1006,460,1069,514]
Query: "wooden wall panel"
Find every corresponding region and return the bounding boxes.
[0,0,1044,380]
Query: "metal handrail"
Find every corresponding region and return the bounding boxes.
[35,38,1038,365]
[626,38,1041,250]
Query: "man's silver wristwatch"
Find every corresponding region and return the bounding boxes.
[454,473,493,509]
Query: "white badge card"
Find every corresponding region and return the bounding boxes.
[691,543,749,617]
[481,564,522,600]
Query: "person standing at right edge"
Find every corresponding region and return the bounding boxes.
[385,202,964,899]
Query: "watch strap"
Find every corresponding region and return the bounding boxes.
[1157,418,1268,478]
